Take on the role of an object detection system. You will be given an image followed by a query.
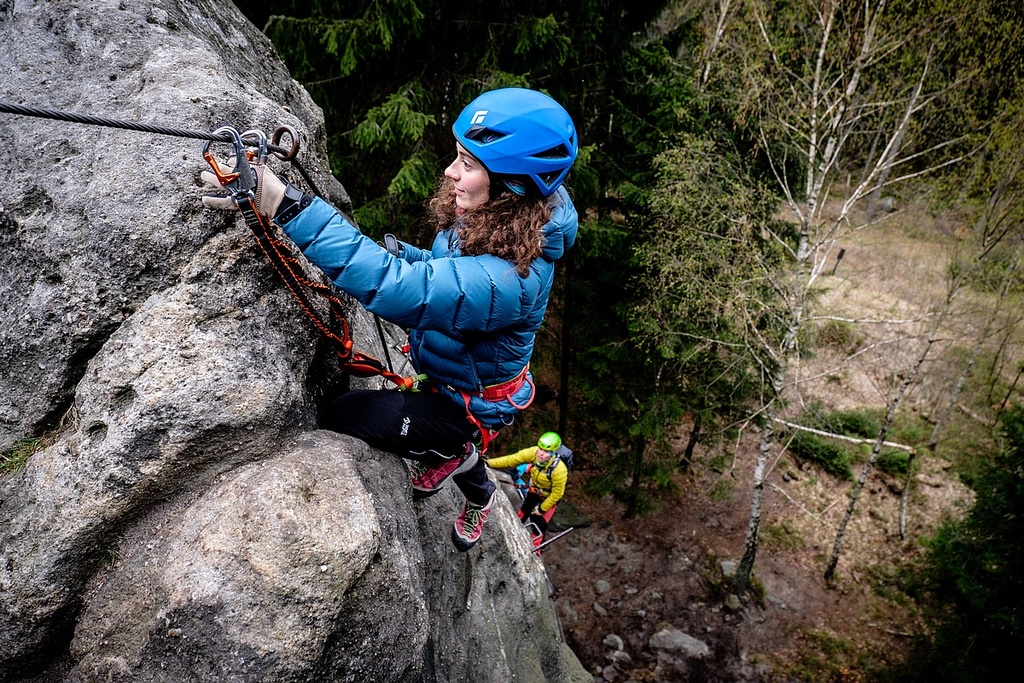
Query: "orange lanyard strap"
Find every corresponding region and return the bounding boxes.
[244,204,417,389]
[242,199,354,356]
[203,125,412,390]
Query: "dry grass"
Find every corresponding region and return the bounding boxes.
[750,197,1017,676]
[793,200,1023,420]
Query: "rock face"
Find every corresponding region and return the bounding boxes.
[0,2,589,682]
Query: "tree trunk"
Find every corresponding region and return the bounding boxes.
[698,0,732,89]
[733,415,774,593]
[932,242,1021,450]
[624,436,646,519]
[996,362,1024,423]
[558,251,575,440]
[986,314,1024,407]
[825,337,934,583]
[865,108,910,220]
[927,337,982,452]
[679,417,702,472]
[899,451,917,540]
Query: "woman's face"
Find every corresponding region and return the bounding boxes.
[445,142,491,211]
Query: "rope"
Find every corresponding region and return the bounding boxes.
[241,201,353,355]
[1,101,260,145]
[232,186,414,389]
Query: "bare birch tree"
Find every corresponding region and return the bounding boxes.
[823,332,931,581]
[702,0,970,592]
[927,244,1022,452]
[929,106,1024,448]
[698,0,734,89]
[831,141,1023,563]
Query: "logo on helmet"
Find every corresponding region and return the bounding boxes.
[470,110,488,125]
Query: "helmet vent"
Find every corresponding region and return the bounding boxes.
[533,143,573,160]
[464,125,506,143]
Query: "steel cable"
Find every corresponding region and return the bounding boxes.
[0,100,322,195]
[0,99,398,375]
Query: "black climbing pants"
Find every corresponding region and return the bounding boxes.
[520,491,555,535]
[322,388,496,505]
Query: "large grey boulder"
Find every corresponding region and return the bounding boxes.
[0,0,340,452]
[0,2,589,682]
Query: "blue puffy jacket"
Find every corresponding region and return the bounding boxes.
[279,187,578,427]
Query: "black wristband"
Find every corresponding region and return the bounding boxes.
[274,183,314,225]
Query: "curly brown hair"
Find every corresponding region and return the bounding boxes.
[427,178,554,277]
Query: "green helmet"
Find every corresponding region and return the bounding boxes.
[537,431,562,451]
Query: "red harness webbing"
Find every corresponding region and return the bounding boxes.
[480,363,534,407]
[234,193,414,391]
[458,366,534,453]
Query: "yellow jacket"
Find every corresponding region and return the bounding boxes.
[486,446,568,512]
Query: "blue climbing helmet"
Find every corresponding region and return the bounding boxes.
[452,88,578,197]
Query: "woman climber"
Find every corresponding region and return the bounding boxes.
[201,88,578,551]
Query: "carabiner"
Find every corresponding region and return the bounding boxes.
[202,126,255,199]
[240,128,268,166]
[271,125,300,161]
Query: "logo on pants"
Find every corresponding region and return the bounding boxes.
[400,416,410,437]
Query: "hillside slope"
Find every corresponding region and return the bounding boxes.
[539,201,1002,682]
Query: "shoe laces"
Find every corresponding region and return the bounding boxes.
[461,501,486,529]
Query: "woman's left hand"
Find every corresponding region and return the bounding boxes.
[200,158,287,218]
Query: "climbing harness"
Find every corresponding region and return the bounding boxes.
[454,363,533,452]
[480,364,533,405]
[0,101,408,389]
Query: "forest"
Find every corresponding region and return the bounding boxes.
[4,0,1011,679]
[187,0,1024,679]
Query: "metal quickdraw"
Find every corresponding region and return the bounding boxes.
[202,126,414,391]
